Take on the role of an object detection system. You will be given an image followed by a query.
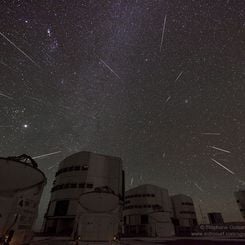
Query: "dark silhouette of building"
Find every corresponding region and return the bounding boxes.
[208,212,224,225]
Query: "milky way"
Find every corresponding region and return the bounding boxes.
[0,0,245,229]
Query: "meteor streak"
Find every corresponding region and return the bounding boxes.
[209,146,231,154]
[194,182,204,192]
[160,15,167,52]
[162,152,166,159]
[165,96,171,104]
[201,132,221,136]
[210,158,234,175]
[130,177,134,186]
[32,151,61,159]
[0,92,13,100]
[99,58,121,80]
[174,71,183,82]
[48,163,59,170]
[0,31,40,68]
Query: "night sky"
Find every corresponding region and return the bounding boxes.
[0,0,244,229]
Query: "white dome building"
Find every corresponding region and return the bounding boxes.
[43,151,124,242]
[123,184,175,237]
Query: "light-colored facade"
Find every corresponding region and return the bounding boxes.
[171,194,197,228]
[234,190,245,220]
[43,151,124,242]
[76,189,122,242]
[0,155,46,245]
[123,184,175,237]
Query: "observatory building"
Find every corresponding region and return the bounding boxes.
[0,155,46,245]
[42,151,124,242]
[123,185,198,237]
[171,194,198,231]
[234,190,245,220]
[123,184,175,237]
[171,194,197,227]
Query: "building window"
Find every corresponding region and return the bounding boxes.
[79,183,85,188]
[180,211,195,214]
[82,164,89,170]
[24,201,30,207]
[125,193,155,199]
[171,218,180,226]
[86,183,93,188]
[64,183,69,188]
[193,219,198,225]
[152,204,161,209]
[52,182,92,192]
[54,200,69,216]
[141,215,149,224]
[55,164,89,177]
[70,183,77,188]
[182,202,193,206]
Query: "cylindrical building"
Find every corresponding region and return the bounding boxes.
[0,155,46,245]
[123,184,175,237]
[171,194,197,234]
[234,190,245,220]
[43,151,124,239]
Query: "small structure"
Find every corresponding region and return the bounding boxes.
[123,184,175,237]
[208,212,224,225]
[0,155,46,245]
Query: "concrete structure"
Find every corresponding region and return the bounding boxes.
[43,151,124,242]
[0,155,46,245]
[234,190,245,220]
[208,212,224,225]
[123,184,175,237]
[171,194,197,229]
[75,187,122,242]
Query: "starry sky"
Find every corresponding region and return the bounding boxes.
[0,0,245,229]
